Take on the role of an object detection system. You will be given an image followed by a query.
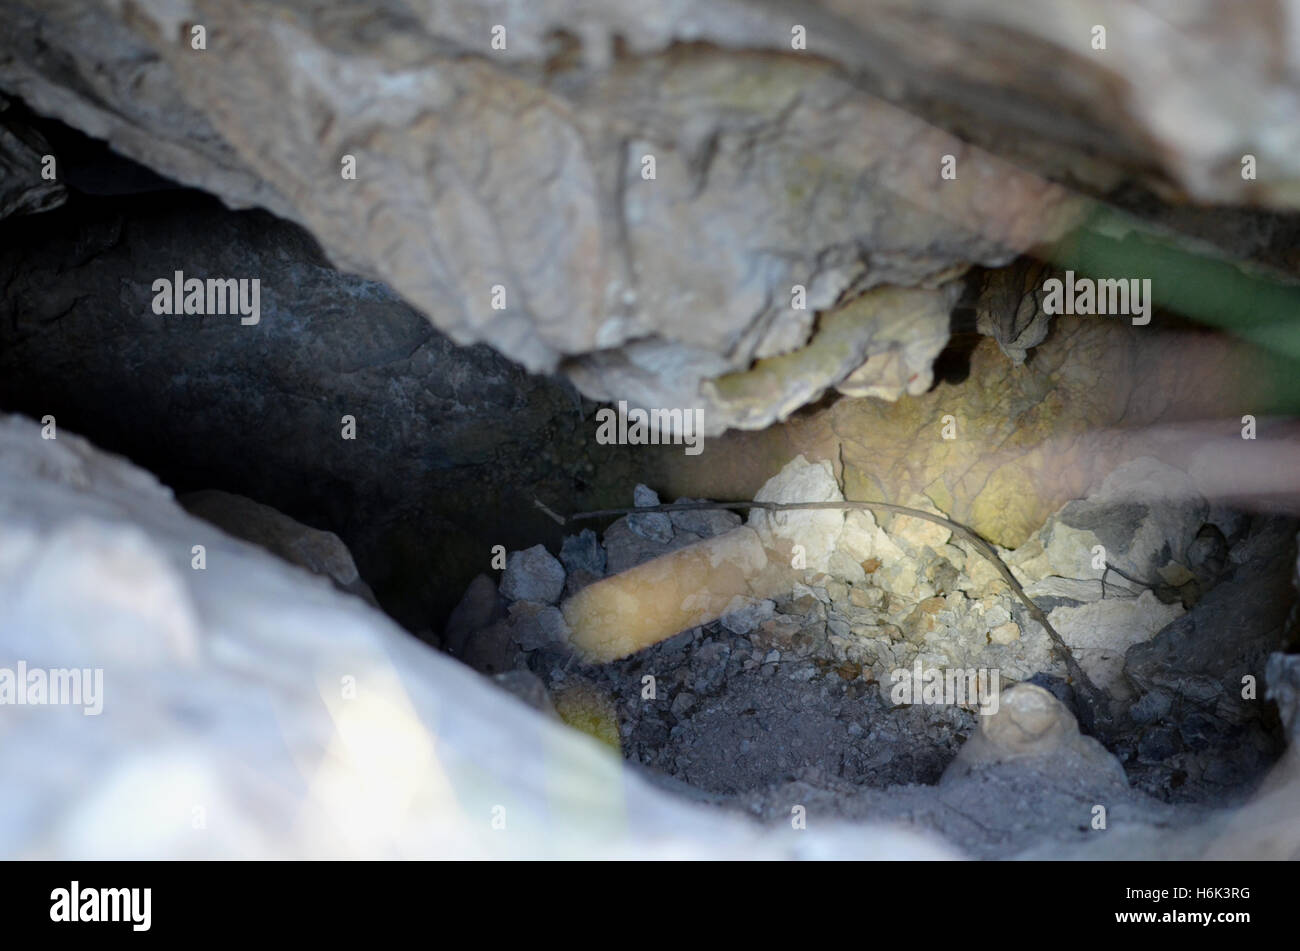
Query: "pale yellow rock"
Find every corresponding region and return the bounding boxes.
[990,621,1021,644]
[837,510,877,562]
[561,525,794,662]
[981,684,1073,755]
[1044,522,1103,579]
[965,549,1009,592]
[889,509,951,553]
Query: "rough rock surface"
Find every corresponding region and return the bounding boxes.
[181,489,377,606]
[1119,517,1296,802]
[0,412,963,859]
[458,465,1299,856]
[0,99,64,220]
[0,0,1098,433]
[677,317,1288,554]
[0,189,643,630]
[748,454,845,573]
[499,545,566,605]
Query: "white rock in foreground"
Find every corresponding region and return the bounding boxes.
[749,455,844,573]
[0,414,955,860]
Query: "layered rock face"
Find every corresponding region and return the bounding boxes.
[0,0,1208,432]
[0,188,645,630]
[4,2,1299,433]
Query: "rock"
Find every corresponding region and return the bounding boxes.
[0,1,1104,436]
[944,684,1127,785]
[7,0,1300,440]
[560,529,606,578]
[181,489,377,606]
[1120,518,1296,800]
[719,597,775,636]
[500,545,566,605]
[0,190,606,632]
[507,601,571,652]
[667,499,741,538]
[1055,458,1208,583]
[1023,576,1105,602]
[749,455,844,573]
[1047,591,1184,697]
[443,574,504,657]
[491,670,557,717]
[602,517,698,575]
[670,692,697,718]
[1266,653,1300,744]
[836,510,877,563]
[830,318,1281,557]
[2,411,971,858]
[1186,523,1228,586]
[627,484,673,543]
[975,258,1053,364]
[887,503,952,557]
[989,622,1020,645]
[690,642,732,694]
[0,101,65,220]
[827,550,867,584]
[461,619,517,675]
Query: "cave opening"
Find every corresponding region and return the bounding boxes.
[4,4,1300,865]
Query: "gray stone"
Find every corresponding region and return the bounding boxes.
[443,573,503,658]
[603,517,699,575]
[507,601,571,651]
[719,598,775,636]
[627,484,673,543]
[181,489,377,607]
[668,499,742,538]
[670,692,697,718]
[690,642,732,694]
[560,528,606,578]
[827,549,867,585]
[491,670,557,717]
[1056,458,1208,582]
[500,545,566,605]
[0,102,65,220]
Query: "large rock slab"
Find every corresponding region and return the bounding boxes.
[0,0,1095,433]
[0,412,958,859]
[0,99,65,220]
[0,191,622,630]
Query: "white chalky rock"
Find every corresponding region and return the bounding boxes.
[500,544,566,604]
[944,684,1127,786]
[836,510,877,562]
[0,413,959,859]
[748,455,844,573]
[1047,590,1183,698]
